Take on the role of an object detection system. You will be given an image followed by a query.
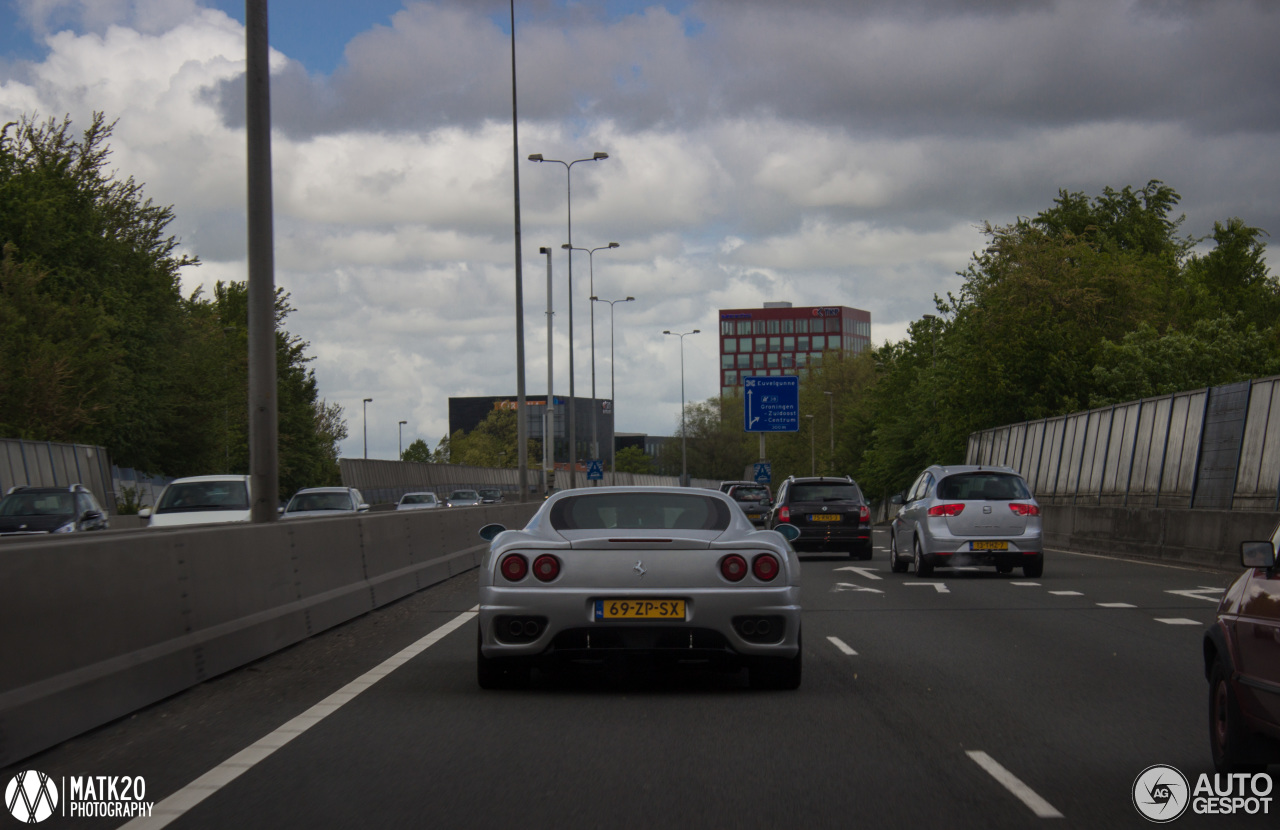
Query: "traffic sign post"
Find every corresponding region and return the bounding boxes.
[753,462,772,483]
[586,459,604,481]
[743,376,800,433]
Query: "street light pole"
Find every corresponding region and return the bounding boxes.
[508,0,529,503]
[528,151,609,489]
[565,241,619,481]
[398,420,407,458]
[807,413,815,476]
[824,390,834,474]
[362,398,372,459]
[663,329,700,486]
[541,246,554,496]
[592,295,634,473]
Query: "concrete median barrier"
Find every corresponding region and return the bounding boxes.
[0,502,537,766]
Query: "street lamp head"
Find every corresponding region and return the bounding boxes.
[592,152,608,160]
[363,397,373,403]
[663,330,673,335]
[624,296,634,302]
[561,243,572,250]
[590,295,599,301]
[922,313,937,320]
[399,420,407,426]
[607,242,619,249]
[528,153,544,162]
[691,329,700,334]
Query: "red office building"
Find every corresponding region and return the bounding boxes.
[718,302,871,396]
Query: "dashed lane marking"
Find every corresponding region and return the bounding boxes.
[966,750,1064,819]
[903,583,950,594]
[1097,602,1136,608]
[121,608,479,830]
[1049,591,1084,596]
[1010,582,1040,586]
[1155,618,1202,625]
[827,636,858,655]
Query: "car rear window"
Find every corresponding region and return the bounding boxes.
[401,494,435,504]
[936,473,1031,501]
[790,483,862,502]
[550,493,731,531]
[731,486,770,502]
[288,492,353,512]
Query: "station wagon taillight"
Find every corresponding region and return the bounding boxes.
[1009,503,1041,516]
[778,506,791,522]
[721,554,748,582]
[927,503,965,517]
[752,553,780,581]
[532,554,560,581]
[859,505,870,522]
[500,554,528,581]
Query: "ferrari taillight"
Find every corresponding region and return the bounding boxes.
[752,553,780,581]
[720,554,748,582]
[532,553,560,582]
[500,554,528,581]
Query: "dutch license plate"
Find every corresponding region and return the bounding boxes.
[746,513,763,521]
[595,599,686,620]
[971,540,1009,551]
[809,514,842,522]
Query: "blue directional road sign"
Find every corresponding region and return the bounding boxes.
[743,375,800,432]
[754,462,772,483]
[586,459,604,481]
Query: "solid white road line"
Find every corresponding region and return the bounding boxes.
[1155,618,1202,625]
[826,636,857,656]
[121,609,479,830]
[966,750,1064,819]
[1049,591,1083,596]
[1097,602,1136,608]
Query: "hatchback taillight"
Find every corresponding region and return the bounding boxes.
[778,506,791,522]
[721,554,748,582]
[532,554,560,581]
[927,503,965,517]
[859,505,870,522]
[752,553,780,581]
[1009,503,1041,516]
[500,554,528,581]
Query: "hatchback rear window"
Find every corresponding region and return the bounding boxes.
[157,482,249,512]
[550,493,731,531]
[936,473,1030,501]
[790,483,862,502]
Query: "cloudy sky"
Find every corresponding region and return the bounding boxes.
[2,0,1277,461]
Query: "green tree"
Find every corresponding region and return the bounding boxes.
[614,445,653,474]
[401,438,432,463]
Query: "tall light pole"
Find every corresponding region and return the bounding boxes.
[398,420,408,458]
[824,390,834,474]
[565,241,619,480]
[592,295,634,472]
[806,413,815,476]
[663,329,699,486]
[540,246,554,495]
[508,0,529,502]
[362,398,373,459]
[528,151,609,489]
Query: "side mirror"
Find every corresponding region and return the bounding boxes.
[890,494,904,505]
[82,510,102,521]
[277,506,285,514]
[357,503,370,512]
[137,507,152,518]
[1241,541,1276,569]
[479,523,506,542]
[775,524,801,542]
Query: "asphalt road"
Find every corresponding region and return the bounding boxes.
[5,529,1274,829]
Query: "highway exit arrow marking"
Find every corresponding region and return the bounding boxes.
[832,583,884,594]
[1165,587,1225,603]
[834,566,882,580]
[903,583,950,594]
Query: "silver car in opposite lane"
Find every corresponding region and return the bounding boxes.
[889,465,1043,577]
[281,487,370,519]
[476,487,803,689]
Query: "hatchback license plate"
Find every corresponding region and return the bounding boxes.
[809,514,842,522]
[595,599,686,620]
[971,540,1009,551]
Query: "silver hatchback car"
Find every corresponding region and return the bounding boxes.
[889,465,1043,578]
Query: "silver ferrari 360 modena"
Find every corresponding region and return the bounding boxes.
[476,487,803,689]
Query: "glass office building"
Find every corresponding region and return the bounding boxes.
[718,302,871,397]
